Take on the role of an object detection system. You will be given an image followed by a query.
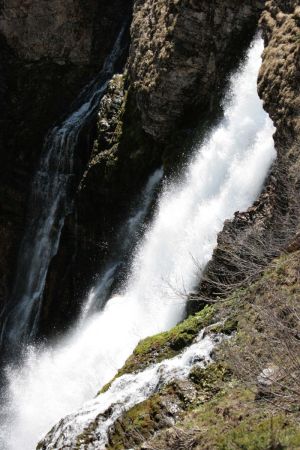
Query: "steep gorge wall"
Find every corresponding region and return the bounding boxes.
[38,0,265,337]
[0,0,131,314]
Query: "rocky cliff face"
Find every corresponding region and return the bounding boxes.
[38,0,265,338]
[0,0,131,315]
[0,0,96,63]
[259,0,299,139]
[128,0,265,141]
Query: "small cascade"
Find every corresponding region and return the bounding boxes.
[1,38,276,450]
[0,28,126,348]
[81,168,163,321]
[39,329,224,449]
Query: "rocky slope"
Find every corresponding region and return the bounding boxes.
[0,0,131,321]
[106,1,300,447]
[37,0,300,447]
[39,0,265,338]
[38,249,300,449]
[104,250,300,450]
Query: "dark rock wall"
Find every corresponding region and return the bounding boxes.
[0,0,132,313]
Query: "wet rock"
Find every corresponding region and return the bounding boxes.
[106,379,198,450]
[0,0,132,319]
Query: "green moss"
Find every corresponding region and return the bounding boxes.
[98,380,112,395]
[189,363,232,396]
[100,251,300,450]
[98,306,215,395]
[219,415,300,450]
[102,249,300,450]
[209,316,238,335]
[118,305,215,374]
[107,392,165,449]
[147,384,300,450]
[106,366,300,450]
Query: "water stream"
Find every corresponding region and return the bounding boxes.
[81,168,163,321]
[40,329,224,449]
[1,38,276,450]
[0,28,126,348]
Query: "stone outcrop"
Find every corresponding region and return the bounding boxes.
[128,0,265,141]
[38,249,300,449]
[259,0,300,140]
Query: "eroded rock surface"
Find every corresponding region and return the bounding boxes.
[259,0,300,139]
[128,0,265,141]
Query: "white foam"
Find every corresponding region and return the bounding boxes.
[40,331,222,449]
[1,38,276,450]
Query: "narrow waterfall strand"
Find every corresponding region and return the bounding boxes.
[1,28,125,346]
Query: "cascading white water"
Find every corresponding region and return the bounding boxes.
[0,28,125,346]
[1,38,276,450]
[39,329,224,449]
[81,168,163,321]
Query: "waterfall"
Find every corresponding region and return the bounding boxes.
[0,28,126,348]
[1,38,276,450]
[81,168,163,321]
[39,329,224,449]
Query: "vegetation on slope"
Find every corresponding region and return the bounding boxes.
[104,248,300,449]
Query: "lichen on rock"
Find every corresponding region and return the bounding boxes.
[128,0,265,141]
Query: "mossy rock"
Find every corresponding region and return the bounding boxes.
[99,306,215,395]
[189,363,232,396]
[118,305,215,373]
[145,383,300,450]
[97,251,300,450]
[107,391,170,450]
